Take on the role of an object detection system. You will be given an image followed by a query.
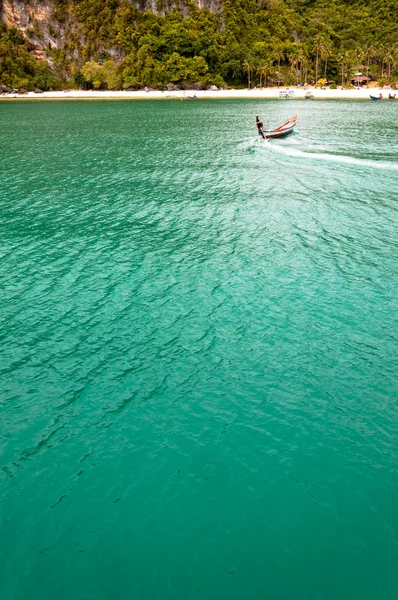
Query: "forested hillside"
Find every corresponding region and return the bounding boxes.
[1,0,397,90]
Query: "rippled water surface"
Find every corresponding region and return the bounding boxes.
[1,99,398,599]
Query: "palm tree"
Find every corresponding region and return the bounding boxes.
[265,60,273,87]
[363,44,375,82]
[289,52,300,85]
[301,56,309,85]
[321,41,332,79]
[345,50,356,84]
[243,60,254,89]
[383,49,395,80]
[376,46,386,78]
[354,48,364,72]
[272,48,284,87]
[338,51,348,86]
[297,47,306,84]
[393,45,398,79]
[314,34,324,83]
[257,64,267,88]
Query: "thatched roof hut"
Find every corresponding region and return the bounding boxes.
[352,76,370,85]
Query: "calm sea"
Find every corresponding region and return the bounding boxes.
[1,99,398,600]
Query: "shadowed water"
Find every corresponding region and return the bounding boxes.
[1,99,398,600]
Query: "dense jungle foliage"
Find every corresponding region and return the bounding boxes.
[0,23,57,89]
[1,0,397,90]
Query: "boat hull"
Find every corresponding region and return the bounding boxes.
[370,95,382,101]
[264,117,296,139]
[264,126,295,139]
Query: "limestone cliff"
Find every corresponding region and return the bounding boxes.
[0,0,222,65]
[1,1,61,61]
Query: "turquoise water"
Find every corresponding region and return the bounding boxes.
[1,99,398,600]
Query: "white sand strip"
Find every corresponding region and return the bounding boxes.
[1,87,395,100]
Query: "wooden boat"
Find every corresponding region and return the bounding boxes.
[389,93,396,100]
[264,116,297,139]
[370,94,383,100]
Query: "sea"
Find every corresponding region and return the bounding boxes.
[1,98,398,600]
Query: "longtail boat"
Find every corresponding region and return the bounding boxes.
[264,116,297,139]
[370,94,383,100]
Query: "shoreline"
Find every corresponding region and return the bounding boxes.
[0,87,395,101]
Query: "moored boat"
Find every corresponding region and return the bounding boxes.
[305,91,314,99]
[264,116,297,139]
[389,93,396,100]
[370,94,383,100]
[279,89,295,99]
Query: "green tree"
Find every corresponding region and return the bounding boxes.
[257,61,273,87]
[272,48,285,86]
[243,59,254,88]
[289,51,299,85]
[363,44,375,81]
[338,51,349,85]
[314,35,324,83]
[321,40,332,79]
[0,23,56,89]
[81,61,104,88]
[102,60,122,89]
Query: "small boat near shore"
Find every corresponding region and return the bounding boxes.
[279,89,295,99]
[263,116,297,139]
[305,91,314,100]
[370,94,383,100]
[389,93,396,100]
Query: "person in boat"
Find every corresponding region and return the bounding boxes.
[256,115,265,139]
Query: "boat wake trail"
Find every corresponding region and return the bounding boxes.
[261,138,398,171]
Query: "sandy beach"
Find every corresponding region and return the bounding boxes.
[1,86,395,100]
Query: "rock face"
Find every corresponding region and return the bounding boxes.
[0,0,222,64]
[1,0,64,61]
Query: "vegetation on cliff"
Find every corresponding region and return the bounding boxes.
[1,0,397,90]
[0,23,56,89]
